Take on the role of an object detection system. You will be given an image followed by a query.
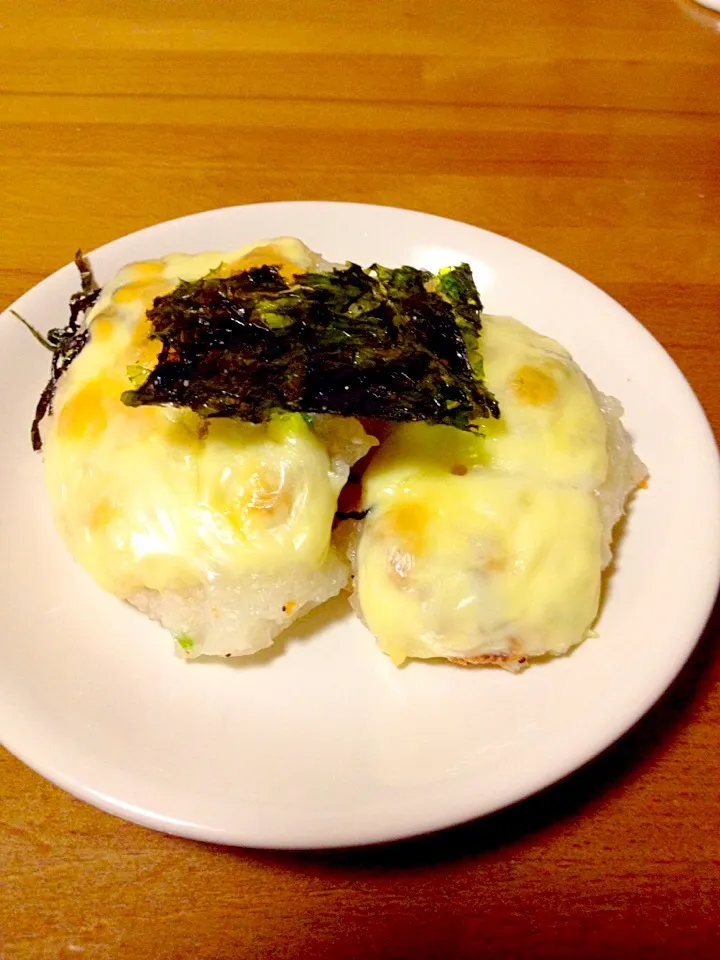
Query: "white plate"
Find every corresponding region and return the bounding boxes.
[1,202,719,849]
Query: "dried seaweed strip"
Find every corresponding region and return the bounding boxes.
[124,265,308,422]
[31,252,100,450]
[124,262,499,430]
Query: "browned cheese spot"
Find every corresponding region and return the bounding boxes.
[511,365,558,406]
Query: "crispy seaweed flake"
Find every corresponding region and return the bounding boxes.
[123,262,499,430]
[30,251,99,451]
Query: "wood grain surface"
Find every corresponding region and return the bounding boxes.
[1,1,719,957]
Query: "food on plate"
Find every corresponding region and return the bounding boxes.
[348,313,647,668]
[31,239,498,660]
[28,233,645,668]
[34,239,373,658]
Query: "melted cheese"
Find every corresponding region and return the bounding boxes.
[43,238,347,598]
[357,315,609,665]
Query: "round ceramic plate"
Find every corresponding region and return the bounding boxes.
[1,202,718,849]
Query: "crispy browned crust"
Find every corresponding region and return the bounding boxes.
[448,653,527,672]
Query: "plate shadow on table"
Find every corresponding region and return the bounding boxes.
[216,587,720,872]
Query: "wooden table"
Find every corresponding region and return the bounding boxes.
[1,1,719,957]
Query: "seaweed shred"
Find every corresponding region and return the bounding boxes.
[123,261,500,431]
[31,251,99,451]
[10,310,54,351]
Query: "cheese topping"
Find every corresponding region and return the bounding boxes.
[357,315,610,664]
[43,238,349,598]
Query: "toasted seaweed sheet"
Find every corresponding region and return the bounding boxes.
[122,262,499,431]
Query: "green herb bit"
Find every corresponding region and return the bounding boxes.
[10,310,53,351]
[126,364,150,388]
